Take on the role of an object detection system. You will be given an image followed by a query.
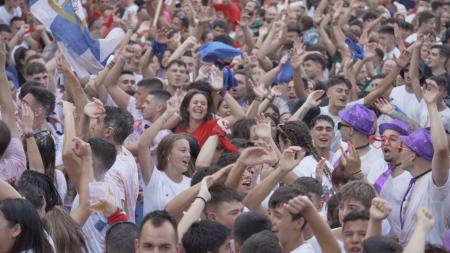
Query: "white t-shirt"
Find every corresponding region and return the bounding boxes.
[383,47,401,60]
[143,167,191,215]
[293,155,334,203]
[379,170,412,237]
[418,100,450,133]
[55,169,67,202]
[126,96,143,122]
[71,183,122,253]
[290,242,315,253]
[0,6,22,24]
[306,236,346,253]
[104,146,139,223]
[389,85,422,124]
[399,172,450,246]
[331,143,387,183]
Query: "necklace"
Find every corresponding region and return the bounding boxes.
[355,143,370,150]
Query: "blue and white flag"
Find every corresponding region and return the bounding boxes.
[29,0,124,77]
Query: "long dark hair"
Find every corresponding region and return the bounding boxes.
[22,130,56,184]
[18,170,62,211]
[179,90,213,128]
[0,198,53,253]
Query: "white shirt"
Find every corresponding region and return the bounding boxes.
[290,242,315,253]
[104,146,139,223]
[293,155,334,203]
[126,96,143,122]
[399,172,450,246]
[383,47,401,60]
[379,169,412,237]
[389,85,422,124]
[418,100,450,133]
[143,166,191,215]
[71,183,122,253]
[55,169,67,202]
[0,6,22,24]
[306,236,345,253]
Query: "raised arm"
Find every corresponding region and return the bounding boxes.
[363,50,411,105]
[102,47,133,109]
[402,208,435,253]
[21,104,44,174]
[243,147,304,212]
[195,135,219,168]
[289,90,324,122]
[366,197,392,238]
[177,176,213,241]
[138,93,180,185]
[285,196,340,253]
[0,40,18,138]
[0,178,21,200]
[409,39,424,101]
[423,79,450,186]
[62,101,82,189]
[70,137,95,226]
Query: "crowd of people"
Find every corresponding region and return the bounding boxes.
[0,0,450,252]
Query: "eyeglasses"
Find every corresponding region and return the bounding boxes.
[337,122,351,130]
[369,135,401,149]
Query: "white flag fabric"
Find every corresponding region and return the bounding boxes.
[29,0,124,77]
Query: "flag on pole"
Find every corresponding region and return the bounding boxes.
[29,0,124,77]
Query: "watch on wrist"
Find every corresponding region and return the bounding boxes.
[24,132,34,139]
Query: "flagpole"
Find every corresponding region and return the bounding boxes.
[152,0,164,28]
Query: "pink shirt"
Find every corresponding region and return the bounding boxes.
[0,138,26,184]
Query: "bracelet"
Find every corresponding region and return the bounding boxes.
[255,97,263,102]
[106,208,128,225]
[195,196,207,204]
[24,132,34,139]
[352,170,362,175]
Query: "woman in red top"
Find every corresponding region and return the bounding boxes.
[175,89,242,152]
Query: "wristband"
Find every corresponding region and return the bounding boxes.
[106,208,128,225]
[255,97,264,102]
[195,196,207,204]
[24,132,34,139]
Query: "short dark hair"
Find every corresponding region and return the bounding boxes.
[309,114,335,129]
[182,220,230,253]
[120,70,134,76]
[105,222,139,253]
[362,236,402,253]
[191,166,221,186]
[167,59,187,70]
[378,25,395,36]
[20,85,55,117]
[186,80,213,95]
[231,118,256,140]
[137,78,164,90]
[338,181,377,210]
[139,210,178,241]
[88,138,117,174]
[292,177,323,198]
[103,106,134,145]
[215,152,239,167]
[362,11,379,22]
[206,185,242,212]
[0,24,11,33]
[240,230,283,253]
[213,34,235,46]
[430,45,450,63]
[233,212,272,245]
[342,209,370,230]
[303,53,327,70]
[0,120,11,157]
[269,186,305,220]
[148,89,172,102]
[327,76,352,90]
[10,16,24,26]
[25,62,47,77]
[417,11,436,27]
[212,19,229,30]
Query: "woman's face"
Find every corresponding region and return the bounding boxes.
[0,211,19,253]
[217,100,232,117]
[238,165,260,195]
[188,94,208,122]
[168,139,191,173]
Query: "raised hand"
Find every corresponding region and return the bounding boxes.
[20,104,34,133]
[254,114,273,140]
[305,90,325,108]
[209,66,224,91]
[56,53,72,73]
[0,39,6,67]
[374,97,395,115]
[315,158,326,185]
[278,146,305,171]
[197,176,214,202]
[364,42,378,59]
[238,147,276,167]
[284,195,315,215]
[339,143,361,176]
[422,79,441,105]
[370,197,392,221]
[166,90,181,115]
[251,79,268,99]
[394,50,411,69]
[84,98,105,119]
[415,208,435,232]
[270,85,283,98]
[72,137,92,158]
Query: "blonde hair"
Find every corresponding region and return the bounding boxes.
[44,206,88,253]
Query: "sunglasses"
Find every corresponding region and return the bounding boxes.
[368,135,400,149]
[337,122,351,130]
